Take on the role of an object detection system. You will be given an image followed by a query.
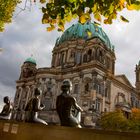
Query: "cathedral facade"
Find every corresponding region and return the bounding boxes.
[13,21,140,126]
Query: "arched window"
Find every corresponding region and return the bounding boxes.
[60,53,65,65]
[105,87,109,98]
[95,98,101,112]
[83,54,87,63]
[87,49,92,61]
[75,52,81,64]
[74,84,79,94]
[106,57,110,69]
[52,53,56,67]
[56,53,61,66]
[70,51,75,58]
[96,48,104,63]
[92,50,95,60]
[115,92,126,104]
[99,50,103,62]
[85,83,89,92]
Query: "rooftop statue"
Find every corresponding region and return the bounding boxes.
[56,80,83,128]
[25,88,48,125]
[0,96,12,120]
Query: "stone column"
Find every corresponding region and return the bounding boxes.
[55,53,58,66]
[25,86,30,107]
[17,87,23,109]
[92,70,98,90]
[102,77,107,112]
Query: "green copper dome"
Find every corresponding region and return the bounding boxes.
[57,21,114,51]
[25,57,36,65]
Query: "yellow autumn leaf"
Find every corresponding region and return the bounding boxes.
[58,24,64,32]
[132,4,140,10]
[104,18,112,24]
[109,4,114,13]
[126,3,140,10]
[40,0,46,4]
[72,14,78,19]
[51,19,56,24]
[87,31,92,37]
[94,13,101,22]
[47,25,55,31]
[66,15,72,22]
[48,0,54,2]
[80,0,83,2]
[42,18,49,24]
[120,0,125,5]
[104,19,109,24]
[92,3,97,13]
[126,4,134,10]
[79,13,90,24]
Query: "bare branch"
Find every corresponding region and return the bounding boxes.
[14,0,32,19]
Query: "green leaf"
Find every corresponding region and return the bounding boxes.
[120,15,129,22]
[42,7,46,13]
[94,13,101,22]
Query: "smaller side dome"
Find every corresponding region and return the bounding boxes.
[24,57,36,65]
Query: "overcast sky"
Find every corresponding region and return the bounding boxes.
[0,4,140,109]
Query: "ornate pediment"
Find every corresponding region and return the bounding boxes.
[115,74,132,87]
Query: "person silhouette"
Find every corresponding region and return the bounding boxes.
[0,96,12,120]
[25,88,48,125]
[56,80,83,128]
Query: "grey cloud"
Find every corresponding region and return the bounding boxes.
[0,8,140,100]
[0,7,61,98]
[101,11,140,85]
[0,95,3,112]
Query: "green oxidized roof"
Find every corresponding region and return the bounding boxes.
[57,21,114,51]
[25,57,36,65]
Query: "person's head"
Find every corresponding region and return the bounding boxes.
[61,79,72,93]
[3,96,10,104]
[34,88,41,97]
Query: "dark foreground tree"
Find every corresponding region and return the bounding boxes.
[1,0,140,32]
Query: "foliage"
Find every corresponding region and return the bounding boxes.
[0,0,20,32]
[42,0,140,31]
[131,108,140,121]
[100,108,140,132]
[100,110,129,131]
[128,108,140,132]
[1,0,140,32]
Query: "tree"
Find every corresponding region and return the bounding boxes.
[100,109,140,132]
[129,108,140,132]
[42,0,140,31]
[0,0,20,32]
[1,0,140,32]
[99,110,129,131]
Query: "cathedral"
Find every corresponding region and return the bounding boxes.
[13,21,140,126]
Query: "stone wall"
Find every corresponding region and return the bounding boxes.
[0,120,140,140]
